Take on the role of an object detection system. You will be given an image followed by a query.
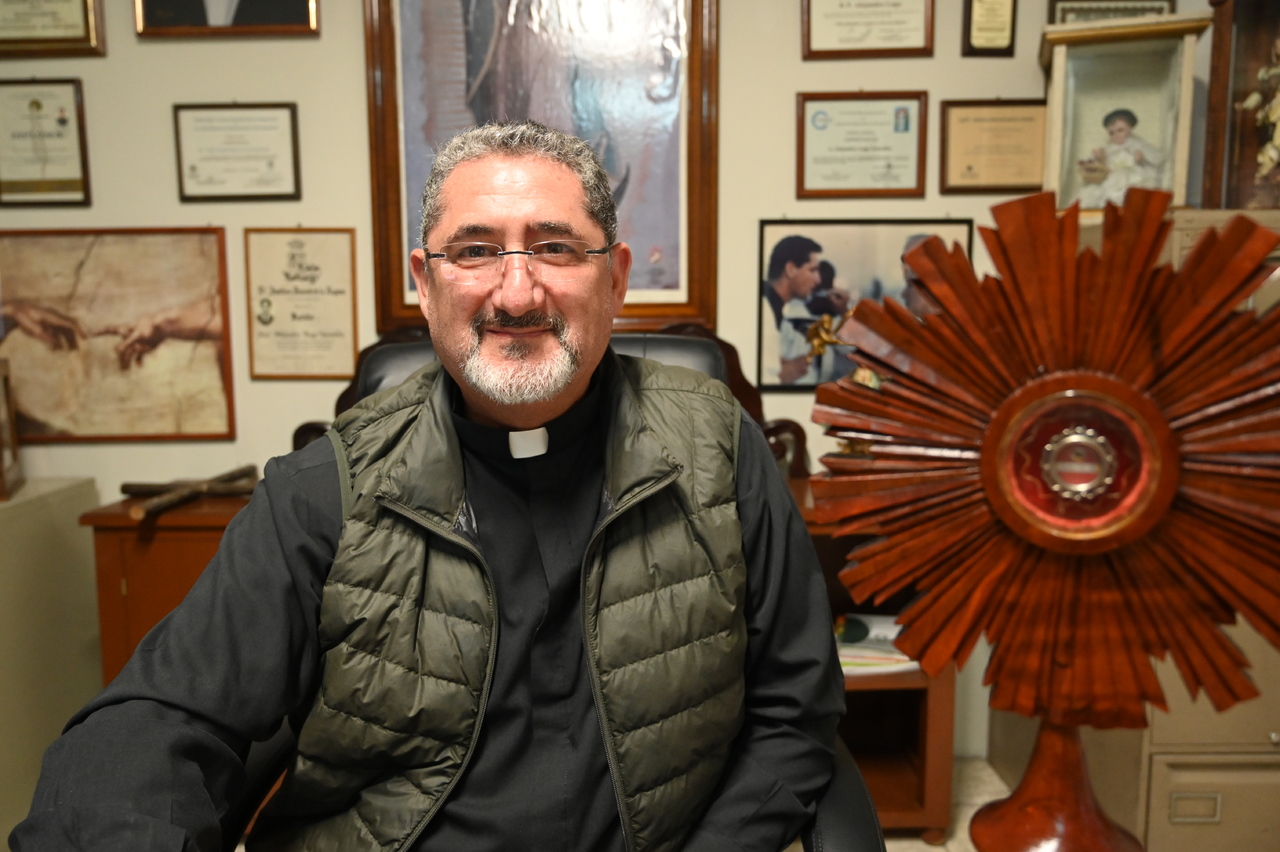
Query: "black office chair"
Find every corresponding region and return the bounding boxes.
[254,332,885,852]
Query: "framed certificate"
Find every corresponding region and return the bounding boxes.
[963,0,1017,57]
[0,0,103,57]
[797,91,927,199]
[174,103,300,202]
[0,79,91,206]
[1049,0,1174,24]
[803,0,933,60]
[941,100,1046,194]
[245,228,357,380]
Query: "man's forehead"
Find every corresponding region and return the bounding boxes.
[432,154,594,236]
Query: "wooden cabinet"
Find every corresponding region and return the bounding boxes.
[989,620,1280,850]
[81,495,249,684]
[797,480,955,844]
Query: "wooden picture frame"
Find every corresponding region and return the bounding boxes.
[135,0,318,37]
[962,0,1017,58]
[0,359,22,500]
[802,0,934,60]
[364,0,718,333]
[0,78,91,206]
[174,102,300,202]
[797,91,927,199]
[940,99,1046,194]
[1201,0,1280,210]
[757,218,973,390]
[245,228,357,380]
[0,228,235,443]
[1048,0,1174,25]
[1039,13,1210,212]
[0,0,104,57]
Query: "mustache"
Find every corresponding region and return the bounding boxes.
[472,310,567,337]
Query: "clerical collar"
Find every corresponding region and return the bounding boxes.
[449,364,606,460]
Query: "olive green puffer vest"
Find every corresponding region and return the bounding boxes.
[249,354,748,852]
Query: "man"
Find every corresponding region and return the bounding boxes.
[761,235,823,385]
[12,122,843,852]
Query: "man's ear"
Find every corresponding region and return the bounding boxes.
[410,249,430,321]
[608,242,632,314]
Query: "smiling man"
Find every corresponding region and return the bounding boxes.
[12,122,842,852]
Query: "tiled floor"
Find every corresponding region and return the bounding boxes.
[882,759,1012,852]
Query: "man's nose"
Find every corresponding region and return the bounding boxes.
[491,253,544,316]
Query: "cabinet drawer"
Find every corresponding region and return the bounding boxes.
[1151,622,1280,748]
[1145,753,1280,851]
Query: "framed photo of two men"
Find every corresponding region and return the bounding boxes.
[365,0,718,332]
[757,219,973,391]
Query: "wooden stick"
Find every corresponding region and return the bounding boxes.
[127,465,258,521]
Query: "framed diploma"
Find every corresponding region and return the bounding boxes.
[136,0,319,38]
[245,228,357,380]
[940,100,1046,194]
[963,0,1016,57]
[0,359,22,500]
[0,79,91,206]
[802,0,933,60]
[797,91,927,199]
[174,103,300,202]
[0,0,103,58]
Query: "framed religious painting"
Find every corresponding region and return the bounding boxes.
[0,78,91,206]
[0,358,22,499]
[0,228,235,442]
[797,91,927,199]
[136,0,319,37]
[756,218,972,390]
[802,0,934,60]
[365,0,718,333]
[1202,0,1280,209]
[1039,13,1210,213]
[0,0,104,57]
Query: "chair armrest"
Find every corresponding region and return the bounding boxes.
[803,738,886,852]
[762,418,809,480]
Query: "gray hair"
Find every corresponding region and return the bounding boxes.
[419,121,618,249]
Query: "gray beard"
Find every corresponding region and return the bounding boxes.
[460,312,581,405]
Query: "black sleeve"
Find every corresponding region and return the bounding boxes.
[8,438,343,852]
[680,413,846,852]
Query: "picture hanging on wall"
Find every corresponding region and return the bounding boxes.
[174,103,300,202]
[136,0,318,37]
[0,358,23,499]
[757,218,973,390]
[0,228,235,443]
[0,0,104,57]
[802,0,934,60]
[0,78,91,206]
[797,91,928,199]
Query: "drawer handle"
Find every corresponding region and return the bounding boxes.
[1270,731,1279,746]
[1169,792,1221,825]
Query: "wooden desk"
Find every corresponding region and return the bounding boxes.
[81,495,250,684]
[791,476,955,845]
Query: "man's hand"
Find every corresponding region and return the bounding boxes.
[779,355,809,384]
[1,300,86,350]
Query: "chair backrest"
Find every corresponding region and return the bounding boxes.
[348,332,728,408]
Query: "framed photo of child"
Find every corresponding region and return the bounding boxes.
[1039,13,1210,212]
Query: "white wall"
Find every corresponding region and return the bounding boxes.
[3,0,1214,759]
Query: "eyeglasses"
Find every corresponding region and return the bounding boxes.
[425,240,613,286]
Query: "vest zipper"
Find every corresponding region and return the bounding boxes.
[580,464,683,852]
[378,497,501,852]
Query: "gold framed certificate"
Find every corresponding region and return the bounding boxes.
[245,228,357,380]
[174,103,301,202]
[803,0,934,60]
[0,0,103,57]
[963,0,1017,57]
[0,79,91,206]
[797,91,927,198]
[940,100,1046,194]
